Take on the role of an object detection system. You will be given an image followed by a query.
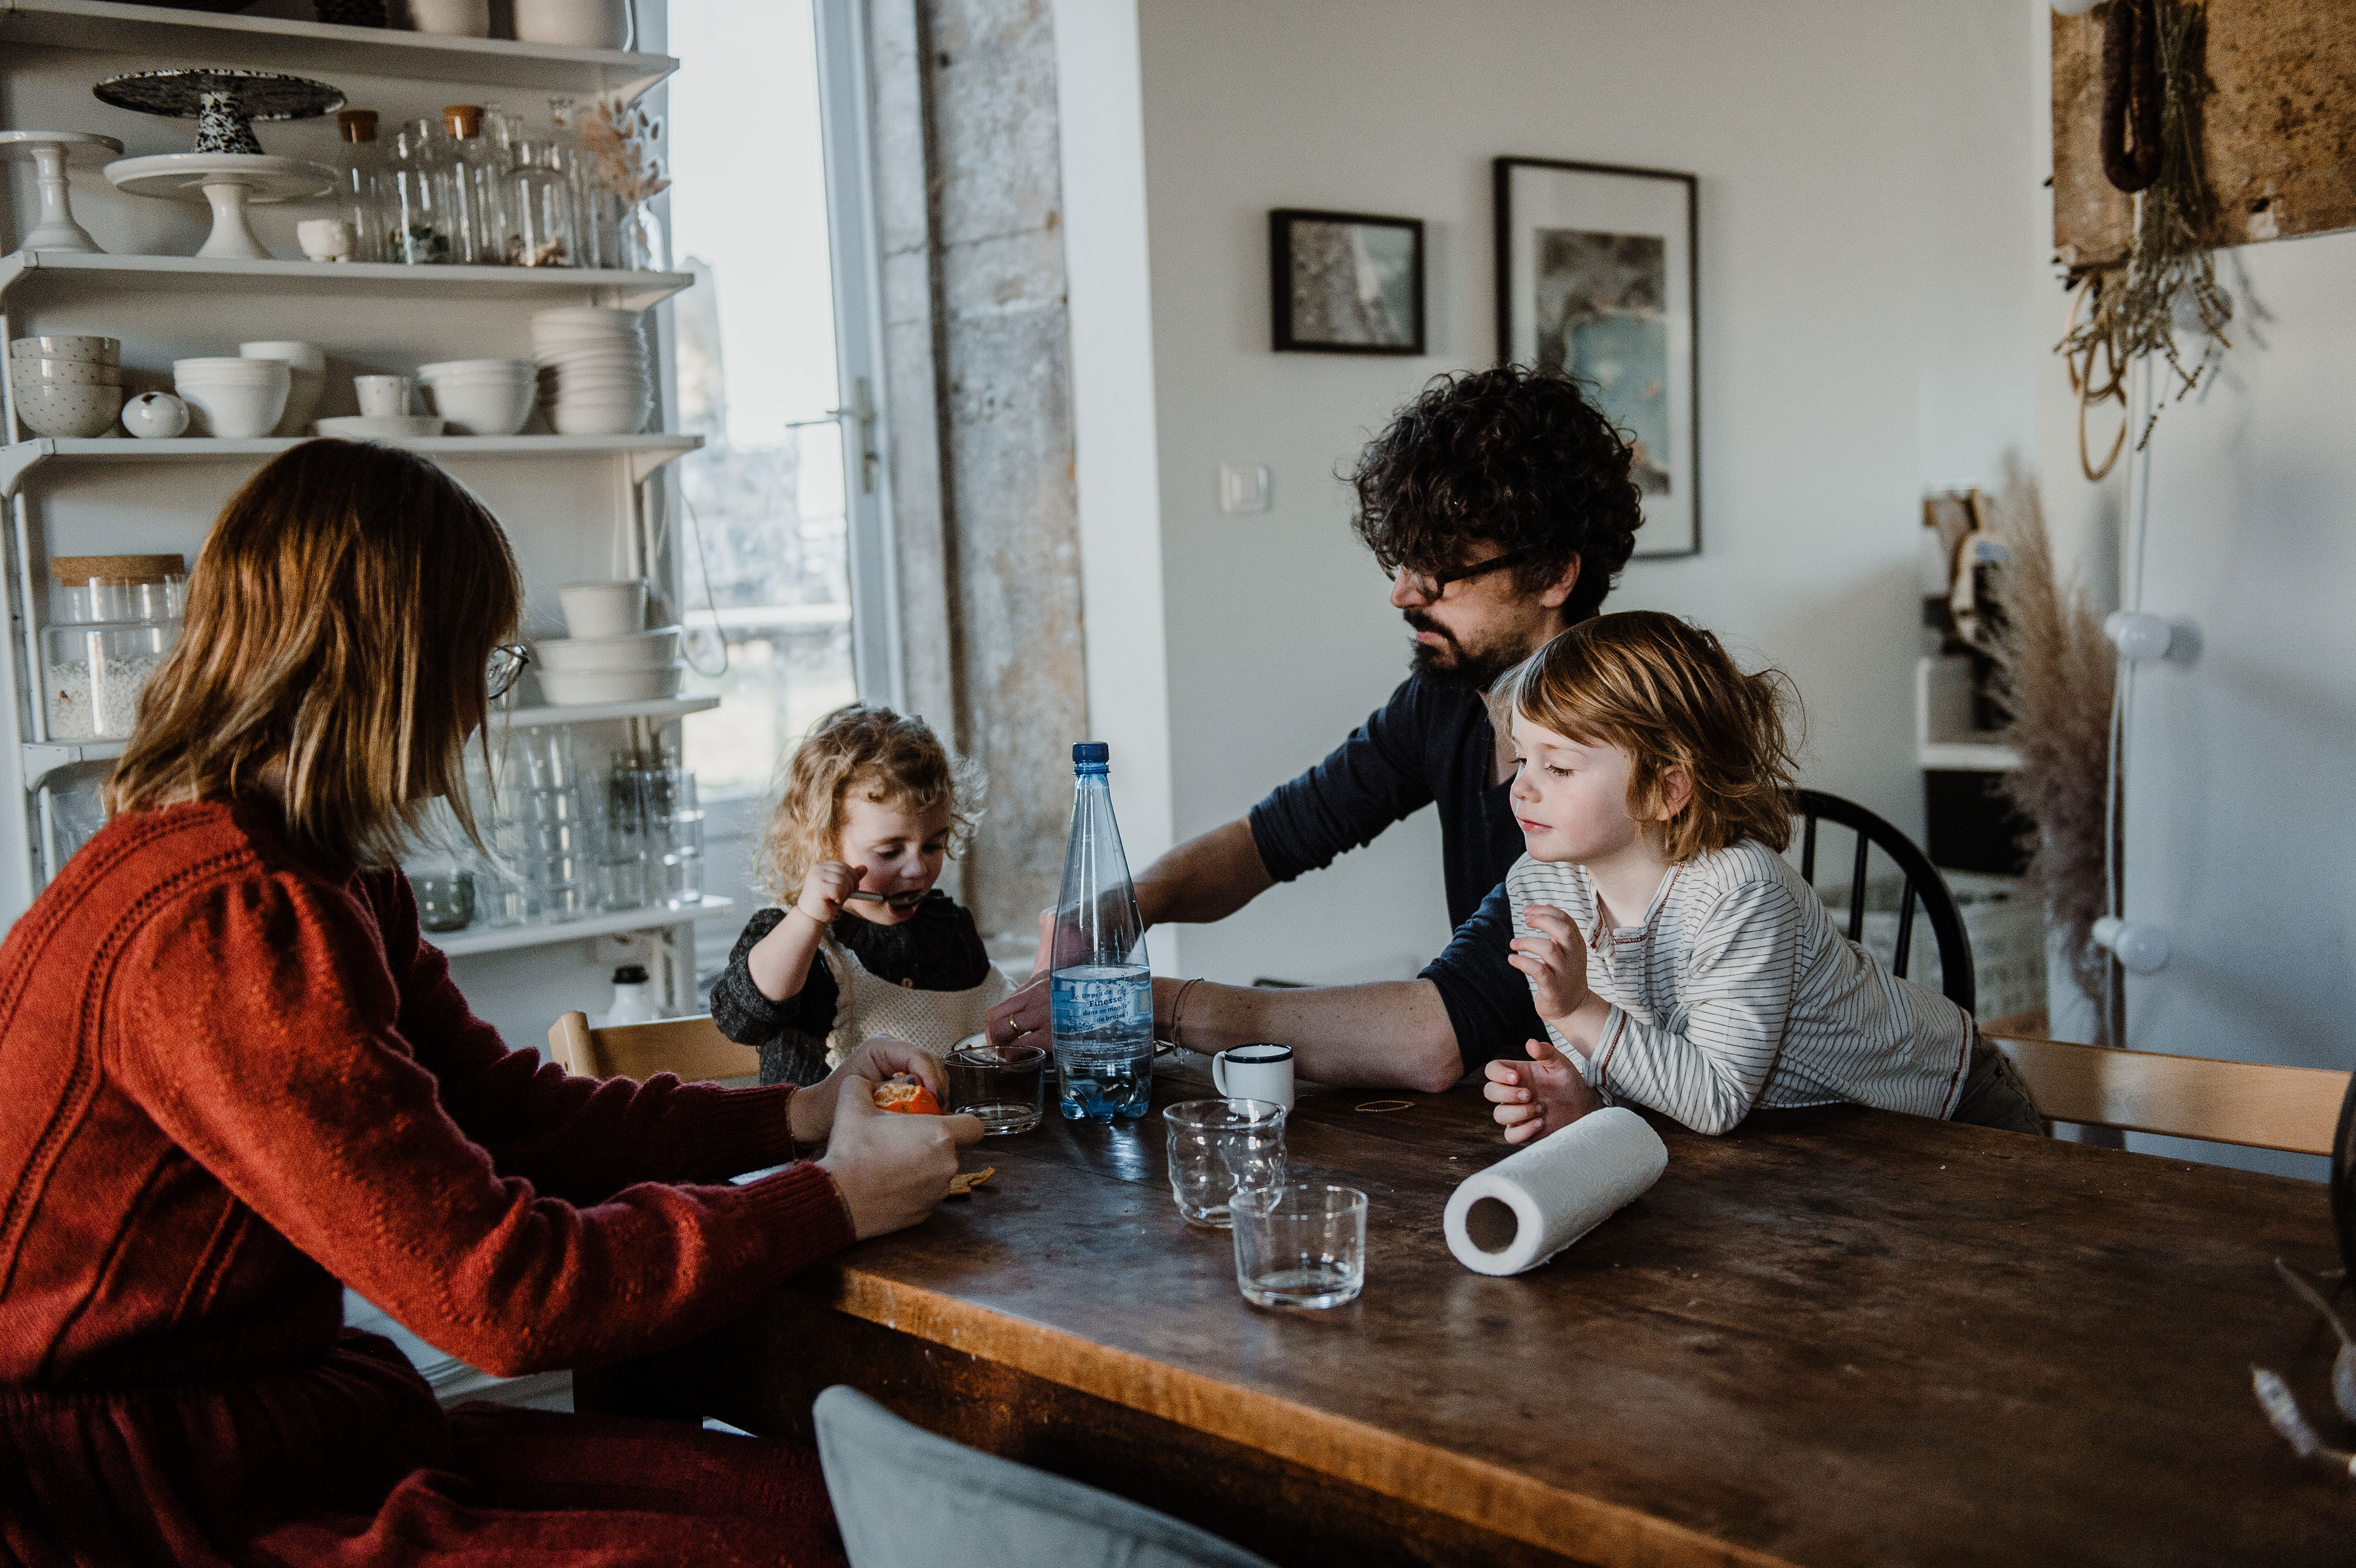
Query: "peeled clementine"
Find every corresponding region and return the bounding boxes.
[874,1074,942,1116]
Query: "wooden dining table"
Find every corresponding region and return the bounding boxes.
[618,1054,2356,1567]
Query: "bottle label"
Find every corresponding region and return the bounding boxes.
[1051,964,1150,1039]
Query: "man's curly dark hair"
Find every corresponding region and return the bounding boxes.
[1348,366,1643,622]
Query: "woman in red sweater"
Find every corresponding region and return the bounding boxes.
[0,440,980,1564]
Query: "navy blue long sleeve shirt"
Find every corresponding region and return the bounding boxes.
[1245,677,1545,1075]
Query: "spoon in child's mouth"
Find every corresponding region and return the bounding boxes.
[845,890,926,911]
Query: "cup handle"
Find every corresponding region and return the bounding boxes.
[1211,1052,1228,1096]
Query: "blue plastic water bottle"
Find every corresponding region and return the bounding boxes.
[1049,742,1152,1121]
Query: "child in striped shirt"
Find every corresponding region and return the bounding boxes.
[1484,611,2043,1141]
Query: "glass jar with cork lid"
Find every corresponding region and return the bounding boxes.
[43,554,185,741]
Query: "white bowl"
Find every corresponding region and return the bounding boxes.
[240,340,326,374]
[558,579,647,638]
[175,362,289,438]
[537,662,683,706]
[514,0,630,48]
[550,402,649,437]
[173,358,291,384]
[17,359,122,385]
[407,0,490,36]
[11,336,116,365]
[423,379,534,437]
[313,414,444,439]
[535,627,681,673]
[419,358,533,380]
[17,382,121,437]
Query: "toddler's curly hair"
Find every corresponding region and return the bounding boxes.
[1506,612,1800,860]
[755,704,980,902]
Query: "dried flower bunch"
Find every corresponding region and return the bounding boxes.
[1983,472,2115,1030]
[2056,0,2233,479]
[579,97,669,206]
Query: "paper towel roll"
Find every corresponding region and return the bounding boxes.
[1443,1107,1668,1275]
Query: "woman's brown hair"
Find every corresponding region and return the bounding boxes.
[1507,611,1800,860]
[755,704,978,901]
[107,439,522,869]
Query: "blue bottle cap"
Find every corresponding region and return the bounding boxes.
[1073,741,1109,765]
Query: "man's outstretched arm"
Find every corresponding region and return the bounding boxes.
[1151,976,1465,1095]
[1133,818,1276,929]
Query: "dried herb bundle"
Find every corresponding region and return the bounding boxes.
[1986,474,2115,1025]
[2056,0,2233,479]
[579,98,669,205]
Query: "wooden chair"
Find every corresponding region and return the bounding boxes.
[1984,1031,2349,1156]
[1794,789,1976,1014]
[546,1010,761,1083]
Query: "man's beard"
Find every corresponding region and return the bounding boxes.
[1404,611,1522,690]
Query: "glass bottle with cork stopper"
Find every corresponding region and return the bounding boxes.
[41,554,185,742]
[390,115,454,264]
[441,103,510,265]
[334,109,387,264]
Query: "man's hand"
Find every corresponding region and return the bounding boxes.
[1484,1035,1603,1145]
[789,1033,950,1145]
[817,1078,986,1239]
[1507,904,1592,1027]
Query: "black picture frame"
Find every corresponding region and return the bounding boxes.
[1269,207,1427,356]
[1495,156,1700,558]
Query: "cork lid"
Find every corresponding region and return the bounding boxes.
[338,109,380,143]
[442,104,484,137]
[51,554,185,584]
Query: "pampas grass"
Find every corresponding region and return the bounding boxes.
[1986,473,2115,1028]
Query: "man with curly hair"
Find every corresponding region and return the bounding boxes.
[989,366,1642,1077]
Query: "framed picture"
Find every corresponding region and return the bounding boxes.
[1270,209,1426,355]
[1495,158,1699,558]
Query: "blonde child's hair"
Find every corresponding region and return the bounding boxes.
[755,704,981,901]
[1502,611,1800,861]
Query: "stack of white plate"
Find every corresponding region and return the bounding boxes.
[418,358,535,437]
[533,627,683,705]
[531,308,651,437]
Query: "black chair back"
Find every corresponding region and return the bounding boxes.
[1793,789,1976,1016]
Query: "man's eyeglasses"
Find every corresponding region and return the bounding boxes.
[1389,548,1537,604]
[487,644,531,703]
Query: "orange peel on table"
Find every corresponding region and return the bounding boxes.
[874,1074,943,1116]
[947,1166,994,1198]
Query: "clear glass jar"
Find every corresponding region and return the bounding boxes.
[440,103,508,265]
[391,116,455,264]
[43,621,177,740]
[546,98,605,269]
[48,554,185,625]
[509,141,575,267]
[334,108,388,264]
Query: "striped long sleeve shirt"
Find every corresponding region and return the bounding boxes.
[1506,841,1972,1134]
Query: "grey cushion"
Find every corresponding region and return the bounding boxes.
[813,1385,1279,1568]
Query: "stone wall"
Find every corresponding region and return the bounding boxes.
[868,0,1084,946]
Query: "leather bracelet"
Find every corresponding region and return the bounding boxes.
[1169,977,1205,1054]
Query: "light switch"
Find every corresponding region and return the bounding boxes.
[1218,463,1272,514]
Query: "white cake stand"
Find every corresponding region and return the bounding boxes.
[103,153,334,260]
[0,132,126,253]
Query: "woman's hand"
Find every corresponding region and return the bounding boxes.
[1508,904,1592,1027]
[789,1033,949,1145]
[818,1078,986,1239]
[1484,1036,1603,1145]
[796,860,868,926]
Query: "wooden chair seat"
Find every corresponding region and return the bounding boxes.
[547,1010,762,1084]
[1986,1031,2348,1156]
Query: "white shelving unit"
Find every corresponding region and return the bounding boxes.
[0,7,717,1011]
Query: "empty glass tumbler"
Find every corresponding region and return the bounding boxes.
[947,1041,1048,1135]
[1232,1184,1368,1310]
[1164,1099,1287,1229]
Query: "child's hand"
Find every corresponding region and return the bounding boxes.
[1484,1036,1603,1144]
[1507,903,1592,1026]
[796,860,868,925]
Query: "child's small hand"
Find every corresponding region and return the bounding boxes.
[1507,903,1592,1025]
[1484,1036,1603,1144]
[796,860,869,925]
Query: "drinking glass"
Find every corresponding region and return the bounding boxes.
[1232,1184,1366,1310]
[414,868,476,933]
[1163,1098,1286,1229]
[947,1041,1048,1135]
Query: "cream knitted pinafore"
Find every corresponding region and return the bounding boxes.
[821,936,1012,1069]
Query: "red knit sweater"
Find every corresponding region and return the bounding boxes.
[0,800,855,1556]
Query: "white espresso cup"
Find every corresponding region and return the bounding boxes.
[1213,1042,1294,1111]
[354,375,414,418]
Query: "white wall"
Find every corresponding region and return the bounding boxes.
[1058,0,2048,987]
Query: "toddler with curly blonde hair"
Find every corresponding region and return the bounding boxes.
[710,704,1008,1084]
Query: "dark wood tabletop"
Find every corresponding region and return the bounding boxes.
[675,1056,2356,1567]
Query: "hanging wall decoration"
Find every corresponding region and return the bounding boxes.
[1269,209,1425,356]
[1494,157,1698,558]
